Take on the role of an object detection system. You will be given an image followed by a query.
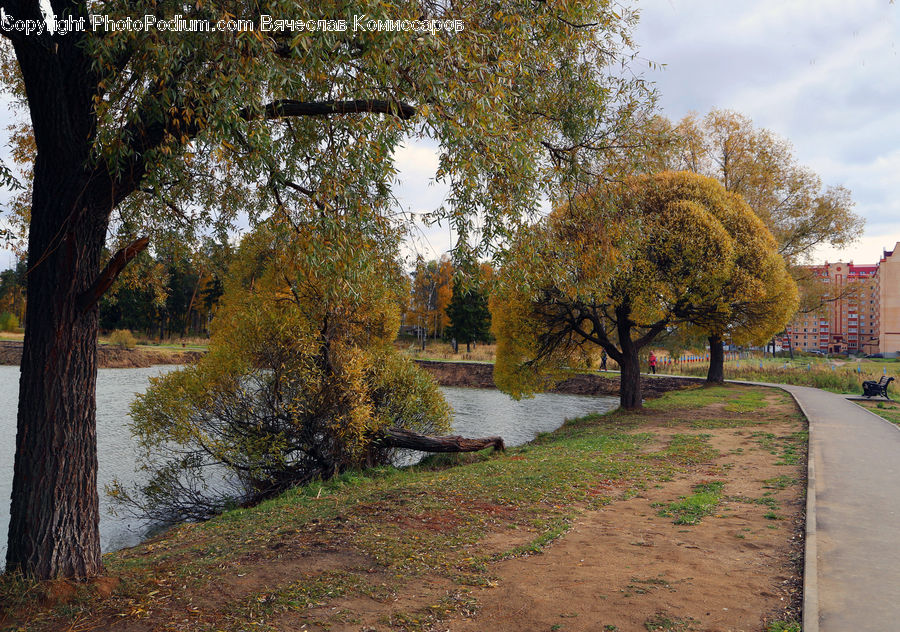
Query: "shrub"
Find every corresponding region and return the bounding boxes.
[108,329,137,348]
[110,221,452,525]
[0,312,19,332]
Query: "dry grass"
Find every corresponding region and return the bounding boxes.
[397,340,498,363]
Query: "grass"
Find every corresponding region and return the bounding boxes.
[666,355,900,394]
[645,385,777,413]
[0,383,802,632]
[396,340,497,363]
[644,612,699,631]
[656,480,725,525]
[856,399,900,425]
[750,430,807,466]
[763,475,798,490]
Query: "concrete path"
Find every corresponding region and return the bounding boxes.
[745,384,900,632]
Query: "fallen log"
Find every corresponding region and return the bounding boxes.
[380,428,505,453]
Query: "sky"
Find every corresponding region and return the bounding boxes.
[2,2,899,268]
[400,0,900,264]
[632,0,900,264]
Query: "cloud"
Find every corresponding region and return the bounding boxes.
[392,139,453,262]
[634,0,900,263]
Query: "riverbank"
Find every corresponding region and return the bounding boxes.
[414,359,704,395]
[0,383,805,632]
[0,341,203,369]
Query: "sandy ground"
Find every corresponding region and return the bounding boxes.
[282,392,806,632]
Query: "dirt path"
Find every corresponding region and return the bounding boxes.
[447,423,802,632]
[294,390,806,632]
[1,386,805,632]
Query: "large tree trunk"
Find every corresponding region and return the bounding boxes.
[6,159,109,578]
[707,334,725,384]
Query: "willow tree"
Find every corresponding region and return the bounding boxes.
[633,172,798,383]
[493,172,754,410]
[1,0,651,578]
[665,109,862,317]
[112,216,453,524]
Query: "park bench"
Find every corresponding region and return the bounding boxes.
[862,375,894,400]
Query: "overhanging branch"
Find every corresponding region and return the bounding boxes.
[246,99,417,121]
[77,236,150,312]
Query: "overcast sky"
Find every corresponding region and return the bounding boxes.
[3,2,898,268]
[403,0,900,264]
[633,0,900,263]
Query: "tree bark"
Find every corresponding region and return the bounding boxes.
[4,28,116,579]
[617,315,642,410]
[707,334,725,384]
[381,429,505,453]
[6,159,108,579]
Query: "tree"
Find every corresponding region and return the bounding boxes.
[110,217,455,523]
[0,259,26,322]
[492,171,763,410]
[659,109,857,379]
[1,0,650,578]
[445,272,491,352]
[434,256,454,338]
[409,256,454,345]
[631,172,798,383]
[667,109,862,264]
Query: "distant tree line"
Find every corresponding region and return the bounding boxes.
[0,259,26,331]
[0,237,233,339]
[404,255,493,350]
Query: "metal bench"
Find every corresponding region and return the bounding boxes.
[862,375,894,400]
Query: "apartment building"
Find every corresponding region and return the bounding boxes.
[783,243,900,355]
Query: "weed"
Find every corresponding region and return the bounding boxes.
[857,400,900,426]
[644,386,731,410]
[644,612,699,630]
[653,434,718,465]
[723,390,768,413]
[763,476,798,490]
[658,481,725,525]
[691,418,762,428]
[727,494,778,509]
[766,621,801,632]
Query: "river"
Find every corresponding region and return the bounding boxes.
[0,365,616,562]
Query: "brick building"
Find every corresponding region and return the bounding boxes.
[783,243,900,355]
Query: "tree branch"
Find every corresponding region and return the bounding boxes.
[76,236,149,312]
[245,99,417,121]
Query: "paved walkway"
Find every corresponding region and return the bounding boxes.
[743,383,900,632]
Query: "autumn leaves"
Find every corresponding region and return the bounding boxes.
[491,172,798,409]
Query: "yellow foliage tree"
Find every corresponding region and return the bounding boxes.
[120,216,451,523]
[492,172,796,407]
[634,173,799,381]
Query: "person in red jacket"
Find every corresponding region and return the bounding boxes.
[648,352,657,374]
